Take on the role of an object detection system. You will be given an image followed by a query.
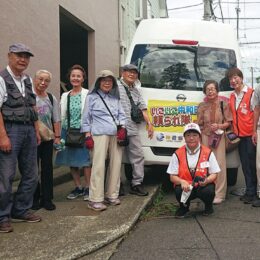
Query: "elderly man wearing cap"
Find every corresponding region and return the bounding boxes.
[0,43,41,233]
[118,64,154,196]
[167,123,220,218]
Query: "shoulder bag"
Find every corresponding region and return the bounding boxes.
[220,101,240,153]
[123,85,144,124]
[208,102,222,149]
[38,92,55,141]
[97,92,129,146]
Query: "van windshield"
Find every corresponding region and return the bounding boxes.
[130,44,237,91]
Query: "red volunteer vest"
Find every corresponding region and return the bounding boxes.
[229,88,254,137]
[175,145,211,185]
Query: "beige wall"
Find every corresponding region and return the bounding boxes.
[0,0,120,99]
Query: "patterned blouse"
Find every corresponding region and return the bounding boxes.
[197,98,232,136]
[63,93,82,129]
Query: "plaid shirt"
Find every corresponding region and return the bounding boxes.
[118,79,147,136]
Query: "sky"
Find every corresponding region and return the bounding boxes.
[166,0,260,84]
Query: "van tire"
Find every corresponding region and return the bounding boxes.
[227,168,238,186]
[124,164,133,181]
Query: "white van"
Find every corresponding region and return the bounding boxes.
[124,18,241,185]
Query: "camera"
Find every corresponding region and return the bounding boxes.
[193,176,205,183]
[227,132,238,141]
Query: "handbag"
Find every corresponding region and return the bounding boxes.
[38,120,54,141]
[225,129,240,153]
[38,92,55,142]
[65,128,85,148]
[65,92,85,148]
[220,101,240,153]
[208,132,222,149]
[123,85,144,123]
[97,92,129,146]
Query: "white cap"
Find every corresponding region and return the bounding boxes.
[183,123,201,135]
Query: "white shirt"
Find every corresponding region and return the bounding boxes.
[167,144,220,175]
[233,85,254,110]
[0,66,33,107]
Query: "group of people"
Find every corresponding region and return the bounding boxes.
[1,42,259,233]
[0,43,153,233]
[168,67,260,218]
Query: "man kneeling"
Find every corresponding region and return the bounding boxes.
[167,123,220,218]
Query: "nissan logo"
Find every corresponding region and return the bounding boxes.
[176,94,187,102]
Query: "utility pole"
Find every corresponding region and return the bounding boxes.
[235,0,240,40]
[250,67,254,88]
[203,0,212,21]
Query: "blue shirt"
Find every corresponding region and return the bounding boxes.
[81,90,126,135]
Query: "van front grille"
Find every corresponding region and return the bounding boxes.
[150,147,177,156]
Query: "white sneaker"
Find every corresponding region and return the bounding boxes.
[105,198,121,206]
[88,201,107,211]
[213,198,224,205]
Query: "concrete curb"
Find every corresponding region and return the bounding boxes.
[80,185,160,257]
[1,184,160,260]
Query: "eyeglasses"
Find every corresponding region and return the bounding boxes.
[101,78,113,83]
[205,87,217,93]
[37,77,50,84]
[126,70,138,75]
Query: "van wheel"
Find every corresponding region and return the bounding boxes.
[124,164,133,181]
[227,168,238,186]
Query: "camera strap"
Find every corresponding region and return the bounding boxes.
[220,101,224,123]
[96,91,118,128]
[120,79,139,107]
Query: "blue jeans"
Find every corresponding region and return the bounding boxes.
[0,123,38,222]
[238,136,257,196]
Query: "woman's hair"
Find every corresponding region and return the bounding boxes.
[203,80,219,94]
[67,64,87,80]
[226,67,243,80]
[35,69,52,80]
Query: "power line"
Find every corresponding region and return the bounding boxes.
[240,27,260,30]
[213,1,260,4]
[240,41,260,44]
[168,3,203,11]
[215,17,260,20]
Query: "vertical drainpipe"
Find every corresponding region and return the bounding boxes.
[118,0,122,74]
[143,0,148,19]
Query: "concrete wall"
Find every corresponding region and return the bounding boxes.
[0,0,120,98]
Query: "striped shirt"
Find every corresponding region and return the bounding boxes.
[118,79,147,136]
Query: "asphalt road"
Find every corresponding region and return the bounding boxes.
[109,167,260,260]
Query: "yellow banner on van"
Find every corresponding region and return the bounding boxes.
[148,100,199,133]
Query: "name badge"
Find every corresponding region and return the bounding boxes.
[241,108,248,115]
[200,161,210,168]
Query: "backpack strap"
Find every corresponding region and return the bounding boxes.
[47,92,54,124]
[47,92,53,106]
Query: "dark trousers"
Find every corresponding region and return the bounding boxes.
[175,183,215,208]
[33,140,54,203]
[0,123,38,223]
[238,136,257,196]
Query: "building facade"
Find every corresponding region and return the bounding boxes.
[119,0,168,64]
[0,0,167,97]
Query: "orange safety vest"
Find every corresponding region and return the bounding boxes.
[175,145,211,185]
[229,88,254,137]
